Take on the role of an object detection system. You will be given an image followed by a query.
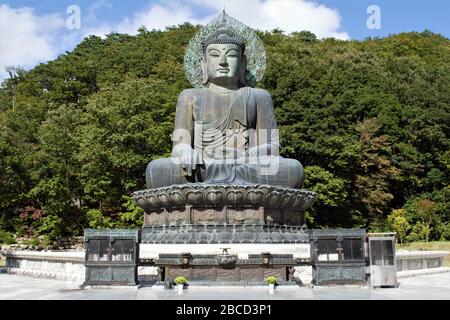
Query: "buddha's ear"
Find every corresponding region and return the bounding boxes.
[238,53,248,87]
[201,57,208,86]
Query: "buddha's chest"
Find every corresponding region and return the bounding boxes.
[192,89,256,129]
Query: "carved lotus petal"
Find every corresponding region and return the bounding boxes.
[133,185,317,213]
[265,191,281,207]
[291,196,303,208]
[158,192,171,206]
[257,186,271,195]
[297,196,308,210]
[135,197,150,211]
[185,190,204,205]
[246,189,265,205]
[305,194,316,207]
[169,191,185,206]
[280,192,293,206]
[206,189,225,205]
[226,190,244,204]
[179,184,194,195]
[148,195,161,207]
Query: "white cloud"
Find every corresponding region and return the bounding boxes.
[0,1,348,81]
[84,0,348,40]
[116,1,212,34]
[203,0,350,40]
[83,1,214,38]
[0,4,66,81]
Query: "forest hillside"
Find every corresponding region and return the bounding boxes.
[0,25,448,244]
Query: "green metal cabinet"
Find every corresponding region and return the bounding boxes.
[83,229,140,286]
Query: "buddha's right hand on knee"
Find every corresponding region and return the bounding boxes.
[172,143,203,177]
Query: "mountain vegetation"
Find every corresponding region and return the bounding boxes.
[0,25,448,243]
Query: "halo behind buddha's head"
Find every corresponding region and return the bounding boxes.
[184,11,266,88]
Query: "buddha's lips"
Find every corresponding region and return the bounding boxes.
[217,68,230,73]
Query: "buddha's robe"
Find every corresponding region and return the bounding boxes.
[146,87,304,188]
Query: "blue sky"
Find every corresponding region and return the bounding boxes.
[0,0,449,80]
[320,0,449,39]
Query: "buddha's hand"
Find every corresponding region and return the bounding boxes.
[222,147,246,160]
[172,143,203,177]
[248,144,278,158]
[205,147,245,160]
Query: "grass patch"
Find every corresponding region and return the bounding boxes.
[397,241,450,267]
[0,259,5,267]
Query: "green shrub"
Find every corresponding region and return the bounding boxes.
[37,213,64,242]
[0,230,15,244]
[174,276,187,285]
[386,209,411,244]
[116,196,144,228]
[87,209,114,229]
[265,276,277,285]
[406,222,432,242]
[25,238,41,247]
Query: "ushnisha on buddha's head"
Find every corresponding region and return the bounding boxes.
[201,28,248,88]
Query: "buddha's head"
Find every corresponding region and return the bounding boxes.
[201,28,247,88]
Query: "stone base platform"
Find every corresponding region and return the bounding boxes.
[133,184,317,227]
[141,224,309,244]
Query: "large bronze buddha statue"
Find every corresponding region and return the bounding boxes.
[145,13,304,189]
[134,12,315,232]
[133,13,316,281]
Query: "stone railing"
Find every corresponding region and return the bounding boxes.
[2,250,85,282]
[396,250,448,272]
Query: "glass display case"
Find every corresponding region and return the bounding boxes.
[84,229,140,286]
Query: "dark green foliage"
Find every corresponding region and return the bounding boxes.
[0,229,14,244]
[0,26,448,241]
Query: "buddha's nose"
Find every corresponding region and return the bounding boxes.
[219,54,228,66]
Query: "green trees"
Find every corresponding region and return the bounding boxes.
[354,118,400,228]
[386,209,410,244]
[0,26,448,242]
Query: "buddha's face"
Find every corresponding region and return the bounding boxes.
[205,43,242,87]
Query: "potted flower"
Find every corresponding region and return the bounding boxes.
[266,276,277,294]
[174,276,187,294]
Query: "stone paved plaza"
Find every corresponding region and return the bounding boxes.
[0,272,449,300]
